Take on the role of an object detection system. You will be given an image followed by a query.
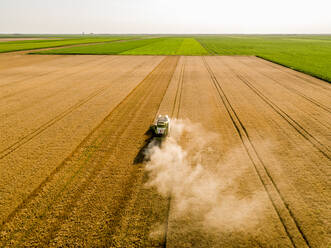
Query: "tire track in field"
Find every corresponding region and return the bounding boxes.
[104,57,179,248]
[0,56,179,247]
[102,57,180,247]
[54,56,178,247]
[163,58,186,247]
[202,56,311,248]
[20,73,152,246]
[237,58,331,113]
[0,56,159,224]
[0,69,149,244]
[231,72,330,160]
[255,56,331,91]
[171,59,185,118]
[95,62,174,246]
[0,57,150,160]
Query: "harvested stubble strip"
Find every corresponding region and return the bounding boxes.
[205,56,330,247]
[0,56,163,223]
[0,56,179,247]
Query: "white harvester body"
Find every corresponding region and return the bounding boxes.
[153,115,170,137]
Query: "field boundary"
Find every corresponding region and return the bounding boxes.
[236,58,331,113]
[24,37,146,54]
[255,56,331,84]
[31,38,163,55]
[232,72,330,160]
[0,38,145,54]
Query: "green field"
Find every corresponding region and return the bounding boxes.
[0,37,134,53]
[175,38,209,55]
[34,37,208,55]
[121,38,208,55]
[2,34,330,82]
[33,38,163,55]
[196,35,331,82]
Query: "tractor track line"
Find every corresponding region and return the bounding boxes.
[0,55,111,100]
[234,58,331,132]
[0,58,149,160]
[171,59,185,118]
[0,58,156,246]
[1,57,179,246]
[255,56,331,92]
[3,130,107,246]
[102,57,179,247]
[232,72,330,161]
[105,57,179,247]
[237,58,331,114]
[202,56,311,248]
[36,72,154,246]
[164,57,185,248]
[0,56,168,232]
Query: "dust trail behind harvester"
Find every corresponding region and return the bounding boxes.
[144,119,265,233]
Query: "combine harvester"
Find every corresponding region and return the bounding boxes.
[151,115,171,138]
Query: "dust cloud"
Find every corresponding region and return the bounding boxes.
[145,119,265,232]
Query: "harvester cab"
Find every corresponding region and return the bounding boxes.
[152,115,170,137]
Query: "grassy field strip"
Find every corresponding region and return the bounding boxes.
[0,34,150,39]
[37,38,209,55]
[121,38,183,55]
[175,38,208,55]
[121,38,208,55]
[283,38,331,42]
[0,39,65,44]
[0,37,136,53]
[222,35,331,41]
[3,34,330,82]
[257,53,331,83]
[196,36,331,82]
[34,38,163,55]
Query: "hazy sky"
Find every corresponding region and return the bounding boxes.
[1,0,330,34]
